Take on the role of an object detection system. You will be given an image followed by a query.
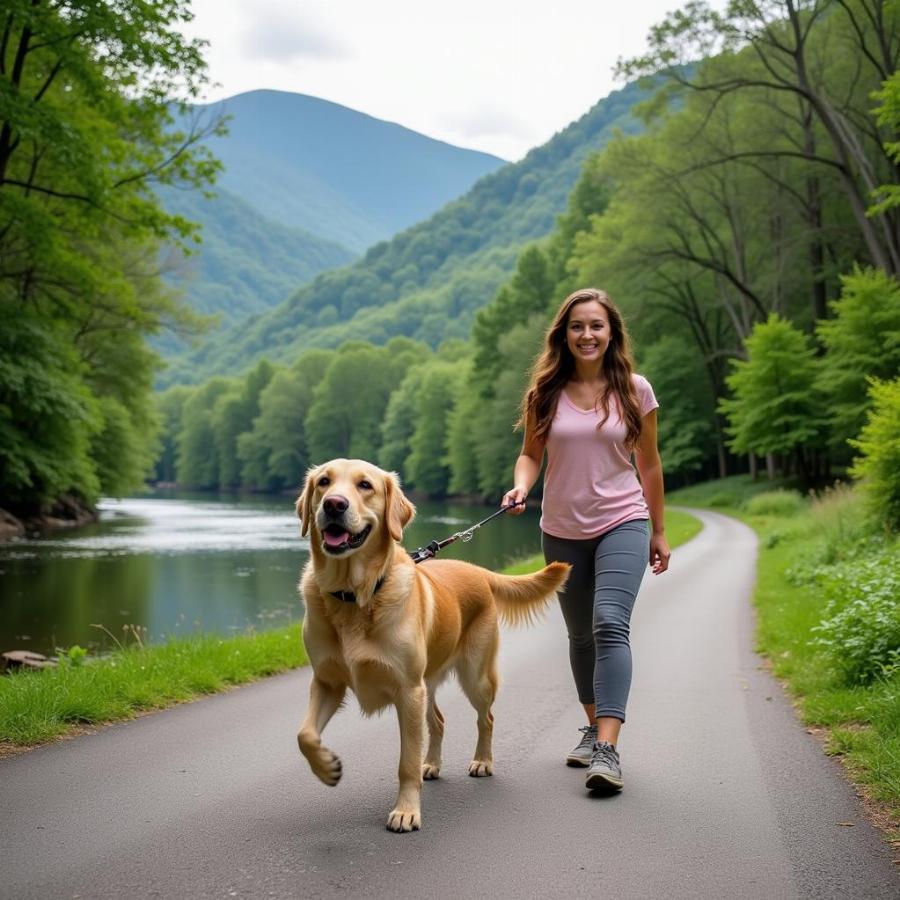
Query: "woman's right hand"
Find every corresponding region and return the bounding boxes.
[501,487,528,514]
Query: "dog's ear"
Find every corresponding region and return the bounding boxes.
[297,467,319,537]
[385,471,415,542]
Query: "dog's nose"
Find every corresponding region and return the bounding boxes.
[323,494,349,516]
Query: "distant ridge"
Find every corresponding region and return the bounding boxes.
[192,90,508,253]
[161,81,646,387]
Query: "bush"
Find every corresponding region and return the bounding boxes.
[850,377,900,533]
[707,492,738,508]
[744,490,803,517]
[811,549,900,684]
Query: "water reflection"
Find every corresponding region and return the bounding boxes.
[0,492,542,654]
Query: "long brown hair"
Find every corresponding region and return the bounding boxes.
[518,288,643,448]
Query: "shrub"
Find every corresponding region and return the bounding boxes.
[744,490,803,517]
[812,549,900,684]
[849,377,900,533]
[707,492,738,508]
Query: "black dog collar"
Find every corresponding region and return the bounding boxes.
[330,576,386,605]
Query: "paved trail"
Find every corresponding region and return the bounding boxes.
[1,511,897,899]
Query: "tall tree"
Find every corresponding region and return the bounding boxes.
[0,0,222,511]
[619,0,900,275]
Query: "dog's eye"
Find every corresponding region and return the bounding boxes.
[358,480,373,491]
[318,476,330,487]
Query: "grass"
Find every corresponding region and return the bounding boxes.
[669,478,900,837]
[0,626,307,747]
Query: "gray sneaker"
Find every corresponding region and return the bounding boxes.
[566,725,598,767]
[585,740,623,791]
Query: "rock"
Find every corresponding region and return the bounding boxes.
[0,509,25,541]
[1,651,57,672]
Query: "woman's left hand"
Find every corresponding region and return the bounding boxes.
[649,533,670,575]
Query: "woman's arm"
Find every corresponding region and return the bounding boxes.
[501,413,545,515]
[634,410,670,574]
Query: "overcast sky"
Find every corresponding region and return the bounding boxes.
[181,0,690,161]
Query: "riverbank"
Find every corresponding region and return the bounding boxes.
[0,496,97,541]
[669,476,900,841]
[0,508,703,755]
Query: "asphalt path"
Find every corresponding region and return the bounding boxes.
[1,510,897,899]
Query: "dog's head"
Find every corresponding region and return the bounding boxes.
[297,459,416,558]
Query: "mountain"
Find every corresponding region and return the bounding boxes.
[161,184,354,323]
[189,90,508,254]
[160,81,647,387]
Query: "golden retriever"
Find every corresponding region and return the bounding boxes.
[295,458,569,832]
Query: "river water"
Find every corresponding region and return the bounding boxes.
[0,492,542,655]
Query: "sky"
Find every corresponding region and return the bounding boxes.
[180,0,689,162]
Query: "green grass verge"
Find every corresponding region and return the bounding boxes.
[502,507,703,575]
[669,478,900,836]
[0,627,307,746]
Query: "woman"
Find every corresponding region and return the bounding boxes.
[501,287,670,792]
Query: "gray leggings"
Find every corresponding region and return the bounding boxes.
[542,519,650,722]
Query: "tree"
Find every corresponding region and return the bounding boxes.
[816,266,900,454]
[719,314,828,479]
[0,0,223,511]
[238,350,332,491]
[620,0,900,275]
[406,360,467,496]
[849,376,900,531]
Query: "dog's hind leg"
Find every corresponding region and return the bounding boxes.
[456,638,499,778]
[422,680,444,780]
[387,680,426,833]
[297,675,346,787]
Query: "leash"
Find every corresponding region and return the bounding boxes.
[408,500,526,564]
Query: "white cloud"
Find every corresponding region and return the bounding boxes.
[238,4,349,62]
[180,0,719,160]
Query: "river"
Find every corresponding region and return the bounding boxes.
[0,491,543,655]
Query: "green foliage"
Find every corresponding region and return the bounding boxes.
[0,0,221,513]
[744,490,803,517]
[176,378,235,488]
[154,386,193,483]
[812,549,900,685]
[406,361,467,496]
[817,267,900,452]
[719,315,827,465]
[378,365,430,475]
[639,336,717,477]
[869,71,900,216]
[849,377,900,532]
[0,307,101,507]
[237,350,331,491]
[305,339,424,464]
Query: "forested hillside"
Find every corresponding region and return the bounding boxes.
[158,185,353,326]
[156,89,506,345]
[161,81,647,386]
[159,0,900,506]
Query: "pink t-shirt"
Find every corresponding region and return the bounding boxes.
[540,374,658,540]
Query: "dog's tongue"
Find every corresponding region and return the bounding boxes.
[324,529,350,548]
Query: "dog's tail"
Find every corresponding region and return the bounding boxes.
[486,561,571,628]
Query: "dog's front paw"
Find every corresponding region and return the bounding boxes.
[308,747,343,786]
[468,759,493,777]
[386,806,421,833]
[422,762,441,780]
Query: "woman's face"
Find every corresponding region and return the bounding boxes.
[565,300,611,365]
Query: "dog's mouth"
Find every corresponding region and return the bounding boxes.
[321,523,372,555]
